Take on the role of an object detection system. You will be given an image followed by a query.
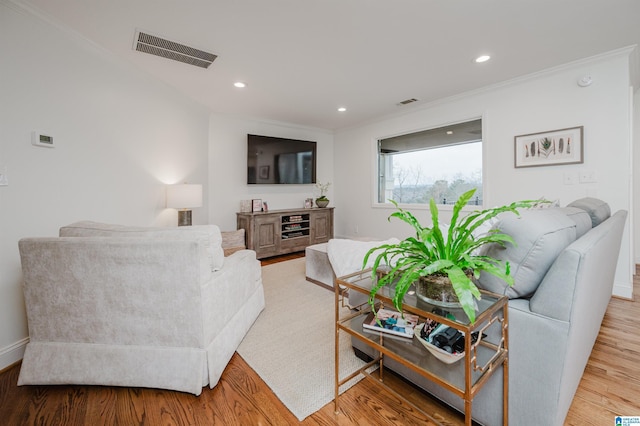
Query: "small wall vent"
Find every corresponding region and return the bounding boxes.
[133,30,217,69]
[396,98,419,106]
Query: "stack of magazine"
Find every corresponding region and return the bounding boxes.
[362,308,419,338]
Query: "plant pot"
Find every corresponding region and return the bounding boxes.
[316,198,329,208]
[416,274,461,308]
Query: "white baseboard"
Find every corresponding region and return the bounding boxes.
[613,280,634,299]
[0,337,28,371]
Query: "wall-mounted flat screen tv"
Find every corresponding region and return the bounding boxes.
[247,134,317,184]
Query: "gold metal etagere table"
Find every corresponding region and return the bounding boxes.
[334,269,509,426]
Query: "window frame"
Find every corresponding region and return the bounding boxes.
[371,116,485,211]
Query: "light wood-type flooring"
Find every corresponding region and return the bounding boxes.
[0,254,638,425]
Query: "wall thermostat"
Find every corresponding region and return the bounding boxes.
[31,131,55,148]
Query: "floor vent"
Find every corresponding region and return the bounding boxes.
[133,30,217,69]
[397,98,419,106]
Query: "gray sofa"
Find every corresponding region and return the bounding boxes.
[18,221,264,395]
[345,198,627,425]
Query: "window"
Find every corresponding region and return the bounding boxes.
[377,119,482,206]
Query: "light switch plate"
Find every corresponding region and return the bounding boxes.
[579,170,597,183]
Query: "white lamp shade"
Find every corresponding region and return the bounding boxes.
[166,184,203,209]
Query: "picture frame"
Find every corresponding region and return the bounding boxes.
[252,199,263,212]
[240,199,252,212]
[514,126,583,168]
[259,165,270,180]
[304,198,313,209]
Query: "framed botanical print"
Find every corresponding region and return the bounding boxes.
[514,126,583,168]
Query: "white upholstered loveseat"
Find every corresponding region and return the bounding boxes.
[18,221,264,395]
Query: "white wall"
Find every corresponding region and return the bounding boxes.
[334,48,635,298]
[208,114,334,231]
[0,2,210,370]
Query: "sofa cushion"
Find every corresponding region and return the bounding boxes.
[60,221,225,271]
[556,207,592,238]
[477,209,577,298]
[567,197,611,227]
[221,229,246,256]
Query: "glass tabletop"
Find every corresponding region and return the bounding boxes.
[336,268,505,329]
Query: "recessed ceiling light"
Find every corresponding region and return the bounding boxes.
[446,130,454,135]
[475,55,491,63]
[337,107,347,112]
[233,82,246,88]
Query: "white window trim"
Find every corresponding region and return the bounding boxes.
[370,114,486,211]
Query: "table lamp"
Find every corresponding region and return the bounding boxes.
[166,183,203,226]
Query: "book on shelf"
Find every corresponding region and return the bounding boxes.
[362,327,415,343]
[282,231,304,239]
[285,215,304,223]
[362,308,419,339]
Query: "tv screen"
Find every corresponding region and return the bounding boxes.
[247,134,317,184]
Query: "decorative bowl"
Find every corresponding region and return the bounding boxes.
[316,199,329,208]
[414,323,465,364]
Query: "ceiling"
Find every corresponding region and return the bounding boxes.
[18,0,640,130]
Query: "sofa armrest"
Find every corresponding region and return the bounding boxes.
[199,248,262,341]
[530,210,627,322]
[507,299,571,425]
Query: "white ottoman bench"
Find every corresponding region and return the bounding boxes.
[305,243,335,289]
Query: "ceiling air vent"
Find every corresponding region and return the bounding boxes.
[397,98,419,106]
[133,30,217,69]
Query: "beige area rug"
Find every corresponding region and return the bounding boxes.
[237,257,369,421]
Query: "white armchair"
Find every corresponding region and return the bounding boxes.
[18,221,264,395]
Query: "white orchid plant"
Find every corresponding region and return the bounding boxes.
[316,181,331,200]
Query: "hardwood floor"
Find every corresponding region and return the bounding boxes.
[564,273,640,425]
[1,256,638,425]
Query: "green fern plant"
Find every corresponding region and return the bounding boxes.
[363,189,543,323]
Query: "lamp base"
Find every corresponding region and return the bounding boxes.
[178,209,193,226]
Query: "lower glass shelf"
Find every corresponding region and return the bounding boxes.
[342,312,505,394]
